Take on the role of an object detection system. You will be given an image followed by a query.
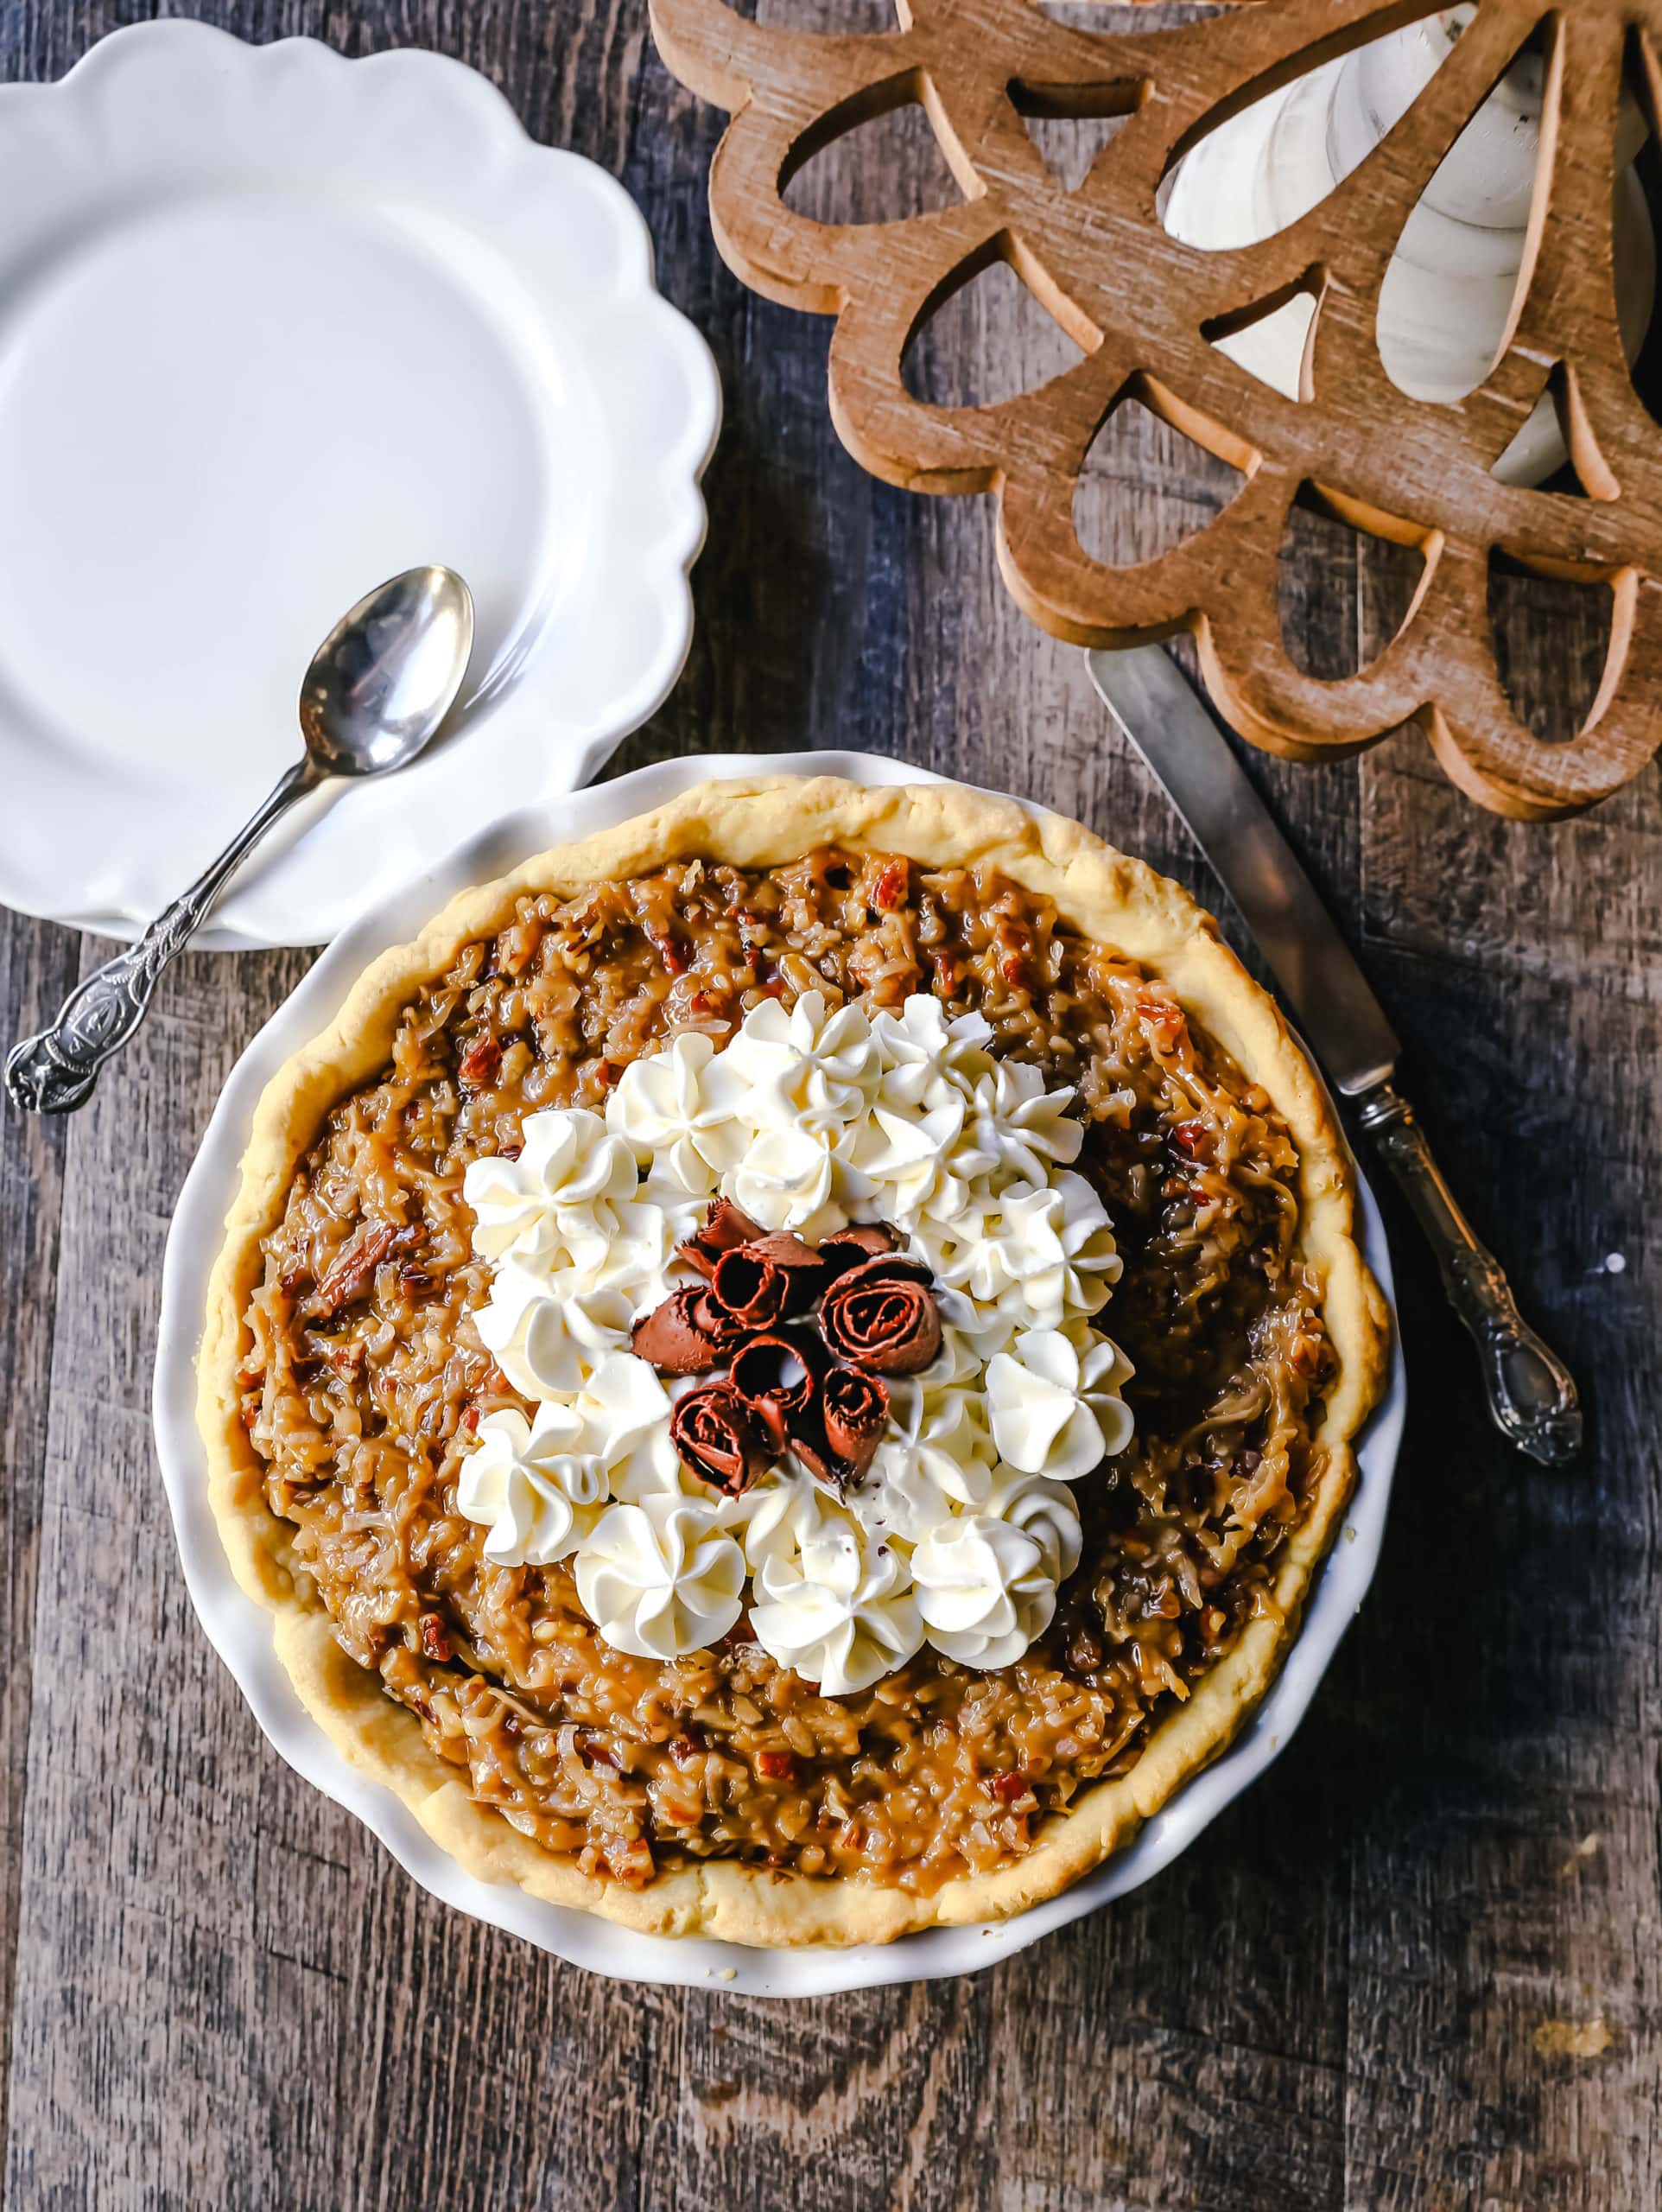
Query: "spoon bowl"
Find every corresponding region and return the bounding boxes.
[7,563,474,1114]
[299,565,474,777]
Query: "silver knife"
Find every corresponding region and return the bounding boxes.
[1086,643,1583,1469]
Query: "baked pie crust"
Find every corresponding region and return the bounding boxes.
[196,775,1387,1947]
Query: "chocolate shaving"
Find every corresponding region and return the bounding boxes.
[816,1223,900,1281]
[640,1213,936,1482]
[818,1252,940,1376]
[688,1287,753,1357]
[820,1366,888,1484]
[745,1231,830,1314]
[631,1287,720,1374]
[730,1331,822,1452]
[709,1247,790,1333]
[676,1197,764,1280]
[787,1432,839,1488]
[670,1381,767,1497]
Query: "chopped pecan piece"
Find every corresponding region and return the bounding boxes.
[458,1032,503,1089]
[308,1223,419,1319]
[643,918,687,975]
[872,859,908,911]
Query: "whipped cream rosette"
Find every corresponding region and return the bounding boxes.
[454,989,1137,1688]
[910,1468,1082,1669]
[743,1471,923,1695]
[986,1327,1136,1478]
[458,1352,681,1566]
[574,1493,747,1661]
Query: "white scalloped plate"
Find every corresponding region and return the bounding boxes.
[153,751,1406,1996]
[0,22,719,949]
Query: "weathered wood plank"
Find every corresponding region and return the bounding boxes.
[0,3,1658,2209]
[0,908,78,2177]
[1332,952,1662,2209]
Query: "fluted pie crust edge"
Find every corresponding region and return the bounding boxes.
[195,774,1389,1948]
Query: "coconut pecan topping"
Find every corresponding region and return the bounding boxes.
[306,1222,422,1320]
[243,846,1338,1898]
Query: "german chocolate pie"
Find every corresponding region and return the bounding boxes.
[197,776,1386,1945]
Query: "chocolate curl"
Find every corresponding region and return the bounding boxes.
[688,1287,752,1357]
[730,1332,822,1452]
[818,1253,941,1376]
[787,1432,841,1491]
[816,1223,900,1282]
[745,1231,830,1316]
[631,1287,720,1375]
[676,1198,764,1281]
[670,1382,767,1497]
[819,1366,888,1484]
[710,1247,790,1333]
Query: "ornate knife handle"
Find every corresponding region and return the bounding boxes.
[1354,1083,1583,1467]
[5,759,320,1116]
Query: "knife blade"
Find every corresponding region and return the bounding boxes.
[1085,644,1398,1096]
[1084,640,1583,1469]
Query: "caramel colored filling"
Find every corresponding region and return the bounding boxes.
[242,849,1332,1893]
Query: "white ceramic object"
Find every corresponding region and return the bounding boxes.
[1163,6,1655,486]
[0,22,720,949]
[152,748,1408,1999]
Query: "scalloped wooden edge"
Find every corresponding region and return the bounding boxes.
[651,0,1662,817]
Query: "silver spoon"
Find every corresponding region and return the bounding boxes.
[5,565,474,1116]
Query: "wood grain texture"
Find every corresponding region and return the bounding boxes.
[653,0,1662,818]
[0,3,1658,2209]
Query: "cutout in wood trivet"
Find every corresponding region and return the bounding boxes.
[651,0,1662,818]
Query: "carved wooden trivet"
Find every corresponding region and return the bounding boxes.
[651,0,1662,817]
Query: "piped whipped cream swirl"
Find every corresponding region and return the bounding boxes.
[454,988,1136,1686]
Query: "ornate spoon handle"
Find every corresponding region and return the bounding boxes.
[5,758,321,1116]
[1354,1082,1583,1467]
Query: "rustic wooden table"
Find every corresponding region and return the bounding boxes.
[2,5,1657,2209]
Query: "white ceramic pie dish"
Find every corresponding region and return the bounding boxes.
[0,22,719,949]
[152,749,1406,1996]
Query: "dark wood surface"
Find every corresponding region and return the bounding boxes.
[2,6,1658,2209]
